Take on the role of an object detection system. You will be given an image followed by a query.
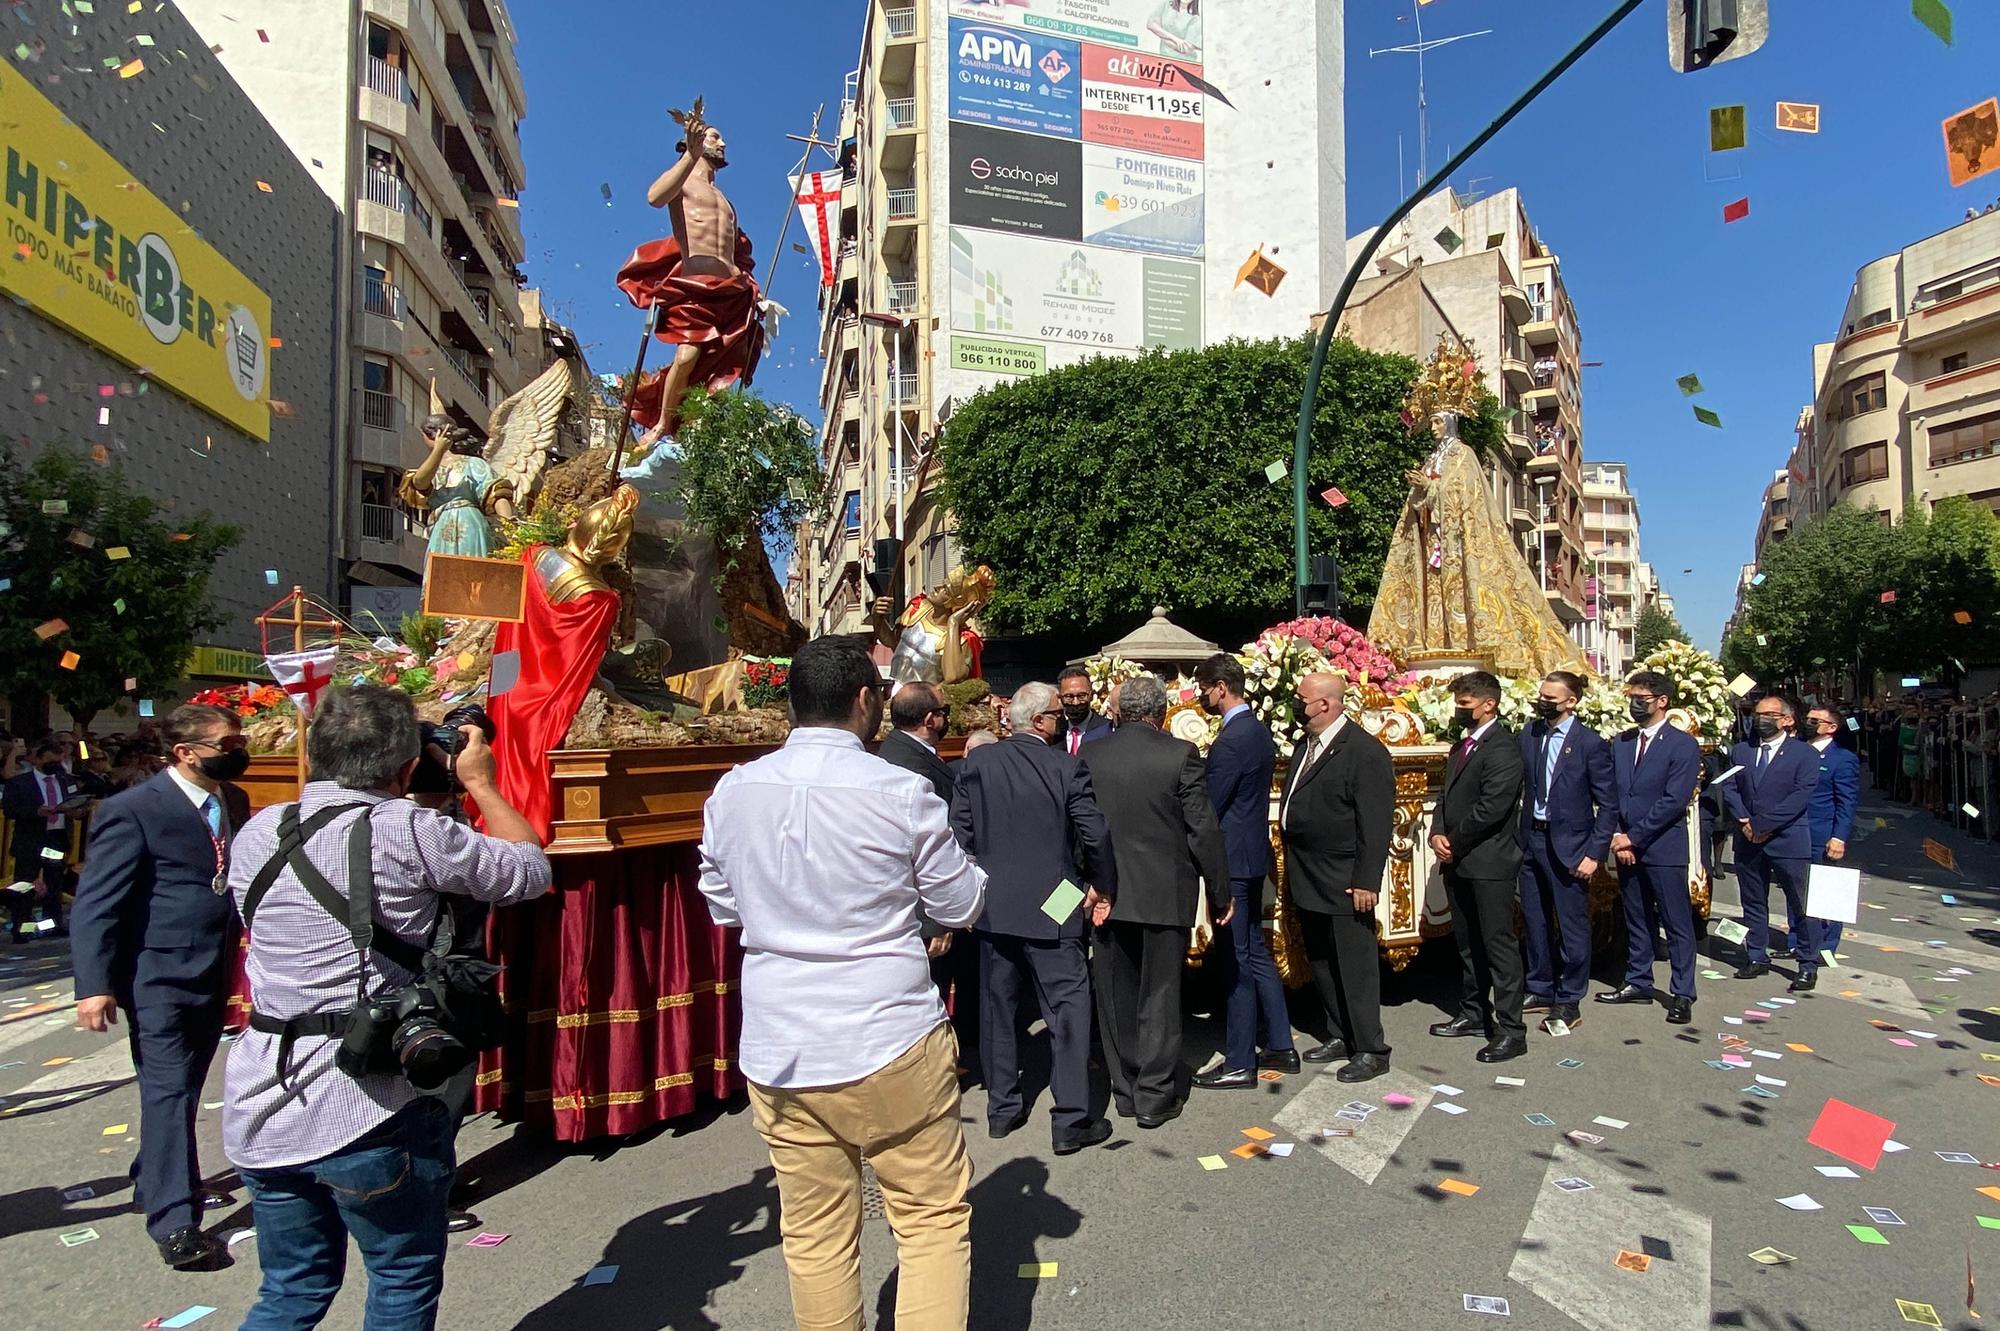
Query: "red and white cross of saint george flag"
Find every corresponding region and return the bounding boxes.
[265,647,342,716]
[792,169,845,287]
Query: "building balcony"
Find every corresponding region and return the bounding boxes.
[887,371,919,406]
[1522,383,1560,415]
[887,278,918,313]
[884,5,917,39]
[1905,278,2000,350]
[885,97,917,131]
[354,392,412,469]
[886,187,919,222]
[1501,352,1533,392]
[1505,428,1534,463]
[1909,357,2000,416]
[1510,504,1534,533]
[882,5,918,81]
[364,55,416,105]
[1501,283,1532,323]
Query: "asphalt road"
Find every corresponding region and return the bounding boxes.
[2,790,1996,1331]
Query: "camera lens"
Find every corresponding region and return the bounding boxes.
[395,1016,471,1091]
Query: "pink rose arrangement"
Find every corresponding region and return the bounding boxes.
[1259,616,1406,687]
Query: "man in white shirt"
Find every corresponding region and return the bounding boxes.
[699,636,986,1331]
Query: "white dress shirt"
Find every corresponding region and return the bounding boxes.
[698,727,987,1089]
[1811,735,1833,754]
[1283,715,1345,828]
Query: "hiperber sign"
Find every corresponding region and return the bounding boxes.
[0,61,272,440]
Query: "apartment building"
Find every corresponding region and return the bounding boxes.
[793,0,1348,634]
[181,0,536,615]
[1805,209,2000,521]
[1340,187,1592,635]
[1580,462,1641,676]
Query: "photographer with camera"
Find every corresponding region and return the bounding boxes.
[224,684,551,1331]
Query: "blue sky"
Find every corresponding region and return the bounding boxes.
[514,0,1996,651]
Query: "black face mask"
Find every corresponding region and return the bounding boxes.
[1061,703,1092,727]
[197,748,251,782]
[1452,706,1476,730]
[1628,699,1655,724]
[1752,715,1782,740]
[1532,699,1562,722]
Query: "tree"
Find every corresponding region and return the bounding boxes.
[938,337,1503,637]
[1633,604,1690,657]
[0,450,240,732]
[671,387,823,566]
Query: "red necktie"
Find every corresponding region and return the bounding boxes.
[1635,730,1652,768]
[1068,731,1080,756]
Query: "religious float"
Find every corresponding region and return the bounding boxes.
[219,190,1728,1143]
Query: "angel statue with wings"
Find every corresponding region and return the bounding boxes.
[401,357,579,557]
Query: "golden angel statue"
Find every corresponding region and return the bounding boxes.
[871,565,995,686]
[401,355,581,558]
[1368,338,1586,678]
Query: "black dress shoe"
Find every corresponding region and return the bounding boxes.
[1476,1035,1528,1063]
[987,1113,1029,1139]
[1770,946,1794,960]
[1136,1105,1182,1130]
[445,1209,481,1234]
[1522,995,1556,1014]
[1593,984,1652,1005]
[1053,1118,1112,1155]
[1302,1039,1350,1064]
[1335,1052,1391,1083]
[1662,995,1693,1025]
[1788,970,1817,993]
[1258,1049,1302,1074]
[1555,1004,1582,1027]
[1191,1065,1255,1090]
[1429,1014,1486,1039]
[1733,962,1770,980]
[156,1226,225,1271]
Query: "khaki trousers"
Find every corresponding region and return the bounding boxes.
[748,1023,972,1331]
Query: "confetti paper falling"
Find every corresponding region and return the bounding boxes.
[1776,102,1820,134]
[1912,0,1953,46]
[117,58,144,79]
[58,651,79,671]
[1321,486,1348,508]
[1709,105,1746,152]
[1723,198,1750,224]
[254,180,273,194]
[33,619,67,641]
[1694,405,1722,428]
[1944,99,2000,189]
[1677,373,1703,396]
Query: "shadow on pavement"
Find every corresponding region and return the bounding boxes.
[876,1156,1079,1331]
[0,1172,132,1242]
[509,1166,779,1331]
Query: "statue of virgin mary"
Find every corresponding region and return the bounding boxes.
[1368,341,1587,679]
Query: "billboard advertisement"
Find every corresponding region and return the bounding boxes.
[0,59,272,440]
[1079,44,1204,158]
[947,18,1081,140]
[949,0,1204,60]
[1081,144,1202,257]
[950,123,1083,240]
[948,225,1200,356]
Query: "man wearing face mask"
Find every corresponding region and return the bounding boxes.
[1793,704,1859,959]
[1720,693,1825,992]
[1054,666,1111,756]
[2,737,84,939]
[68,705,254,1269]
[1428,672,1529,1062]
[1596,671,1702,1024]
[1516,671,1615,1032]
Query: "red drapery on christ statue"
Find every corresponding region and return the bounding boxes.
[616,233,765,429]
[487,550,620,840]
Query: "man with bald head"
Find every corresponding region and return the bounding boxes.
[1277,672,1395,1082]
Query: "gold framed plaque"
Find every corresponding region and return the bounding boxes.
[422,553,527,623]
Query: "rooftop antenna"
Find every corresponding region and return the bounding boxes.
[1370,0,1494,189]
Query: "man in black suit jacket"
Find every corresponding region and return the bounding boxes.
[951,681,1118,1155]
[1080,675,1227,1127]
[3,736,85,938]
[1054,666,1112,757]
[70,704,252,1270]
[879,681,979,1062]
[1278,671,1395,1083]
[1428,672,1530,1062]
[1189,652,1297,1090]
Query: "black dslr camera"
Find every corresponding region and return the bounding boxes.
[411,703,495,795]
[335,972,471,1091]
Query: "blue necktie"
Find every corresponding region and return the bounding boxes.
[1755,743,1773,775]
[201,794,222,839]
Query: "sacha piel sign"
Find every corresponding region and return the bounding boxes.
[950,122,1082,241]
[0,59,273,440]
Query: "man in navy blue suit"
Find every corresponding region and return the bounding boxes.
[1516,670,1617,1032]
[70,703,252,1270]
[951,681,1118,1155]
[1188,653,1297,1090]
[1721,692,1825,991]
[1594,671,1702,1024]
[1793,702,1860,957]
[1054,666,1113,757]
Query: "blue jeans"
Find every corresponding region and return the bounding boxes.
[1217,877,1293,1072]
[239,1097,456,1331]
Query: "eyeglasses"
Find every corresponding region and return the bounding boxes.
[1628,694,1659,706]
[186,736,248,753]
[1035,708,1064,721]
[1057,693,1091,705]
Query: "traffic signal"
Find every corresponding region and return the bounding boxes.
[1305,555,1341,617]
[1667,0,1768,73]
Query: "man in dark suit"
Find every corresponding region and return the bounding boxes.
[1793,702,1860,958]
[3,736,85,939]
[1721,692,1825,991]
[1189,652,1297,1090]
[1054,666,1112,757]
[879,681,979,1062]
[951,681,1118,1154]
[1277,671,1394,1083]
[1595,670,1703,1024]
[1516,670,1616,1032]
[1428,671,1529,1062]
[1080,675,1227,1127]
[69,704,252,1270]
